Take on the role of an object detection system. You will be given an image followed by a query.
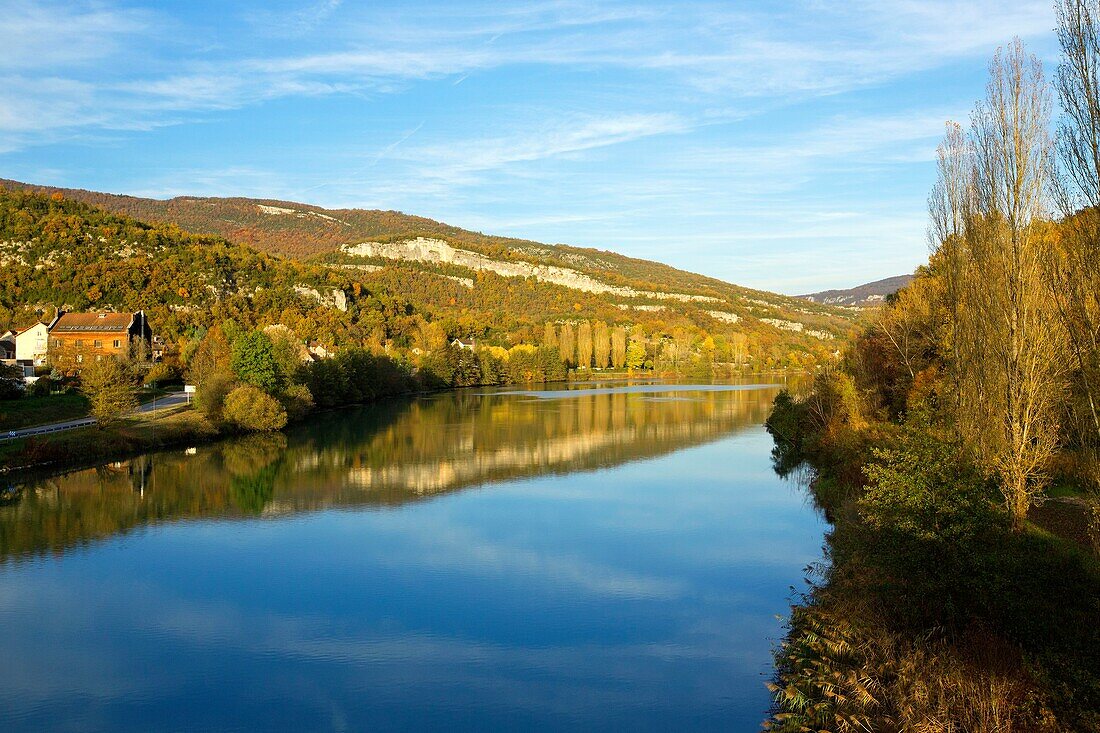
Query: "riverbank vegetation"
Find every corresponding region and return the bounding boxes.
[764,7,1100,729]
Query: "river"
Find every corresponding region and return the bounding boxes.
[0,381,825,731]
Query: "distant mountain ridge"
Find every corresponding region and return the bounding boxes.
[799,275,914,307]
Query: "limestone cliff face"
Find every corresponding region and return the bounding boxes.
[761,318,832,339]
[341,237,719,303]
[293,285,348,312]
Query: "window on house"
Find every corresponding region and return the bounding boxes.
[113,339,121,348]
[94,340,102,348]
[52,339,60,348]
[75,339,83,347]
[76,354,83,363]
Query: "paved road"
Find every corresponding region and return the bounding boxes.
[136,390,190,415]
[1,390,189,442]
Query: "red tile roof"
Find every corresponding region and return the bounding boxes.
[52,312,134,332]
[12,322,50,334]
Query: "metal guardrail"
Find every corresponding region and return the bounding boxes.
[0,392,188,442]
[2,418,97,441]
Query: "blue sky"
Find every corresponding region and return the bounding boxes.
[0,0,1060,293]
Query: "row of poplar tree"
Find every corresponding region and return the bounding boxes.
[542,321,642,370]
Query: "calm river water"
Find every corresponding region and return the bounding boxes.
[0,381,824,732]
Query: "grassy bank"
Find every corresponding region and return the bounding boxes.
[0,393,91,432]
[0,386,174,433]
[0,405,219,476]
[763,381,1100,731]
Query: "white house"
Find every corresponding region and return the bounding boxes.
[14,321,52,365]
[451,338,476,351]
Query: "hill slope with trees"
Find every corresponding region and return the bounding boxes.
[0,185,854,373]
[0,179,848,312]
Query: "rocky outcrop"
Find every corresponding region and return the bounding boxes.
[340,238,720,303]
[617,304,666,312]
[762,318,833,339]
[293,285,348,312]
[335,263,383,272]
[343,237,634,295]
[258,203,348,226]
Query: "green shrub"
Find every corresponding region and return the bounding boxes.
[477,350,505,385]
[195,372,235,422]
[299,348,415,407]
[420,345,457,387]
[26,376,53,398]
[280,383,314,421]
[222,385,287,431]
[454,348,482,387]
[859,410,999,545]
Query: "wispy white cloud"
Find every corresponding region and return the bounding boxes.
[399,113,688,176]
[243,0,345,38]
[689,109,966,184]
[0,0,152,70]
[652,0,1055,97]
[368,121,425,167]
[0,0,1055,148]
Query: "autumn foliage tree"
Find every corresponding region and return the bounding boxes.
[593,321,610,368]
[1053,0,1100,482]
[611,326,627,369]
[543,322,558,349]
[80,357,137,426]
[188,326,235,421]
[577,321,593,369]
[951,40,1065,526]
[559,322,576,368]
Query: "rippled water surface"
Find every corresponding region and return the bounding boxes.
[0,381,824,731]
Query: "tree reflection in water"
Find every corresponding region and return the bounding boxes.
[0,383,781,562]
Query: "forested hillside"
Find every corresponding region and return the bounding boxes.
[0,185,853,372]
[0,179,845,308]
[0,189,398,348]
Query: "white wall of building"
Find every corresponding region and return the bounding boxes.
[15,323,49,364]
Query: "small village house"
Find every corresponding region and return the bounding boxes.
[451,338,476,351]
[8,320,55,366]
[49,311,154,367]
